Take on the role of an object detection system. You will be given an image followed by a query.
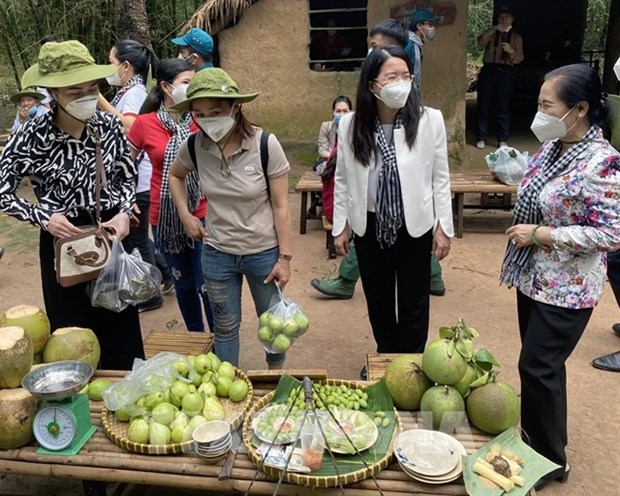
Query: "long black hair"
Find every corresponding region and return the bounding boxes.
[352,46,423,166]
[140,58,193,113]
[113,39,158,83]
[545,63,609,126]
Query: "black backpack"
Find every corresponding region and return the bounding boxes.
[187,131,271,198]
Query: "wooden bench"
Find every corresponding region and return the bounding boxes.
[294,171,323,234]
[450,172,518,238]
[322,215,336,259]
[143,330,214,359]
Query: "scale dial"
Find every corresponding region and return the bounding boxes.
[34,405,77,450]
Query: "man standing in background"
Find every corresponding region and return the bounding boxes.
[405,8,441,88]
[171,28,215,71]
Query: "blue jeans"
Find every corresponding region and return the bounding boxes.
[151,225,214,333]
[201,244,284,367]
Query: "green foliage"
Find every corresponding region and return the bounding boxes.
[582,0,611,51]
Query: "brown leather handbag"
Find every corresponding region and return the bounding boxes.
[54,133,112,287]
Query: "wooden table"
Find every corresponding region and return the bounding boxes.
[450,172,518,238]
[0,368,502,495]
[294,171,323,234]
[142,330,213,359]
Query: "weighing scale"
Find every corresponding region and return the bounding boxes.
[22,361,97,456]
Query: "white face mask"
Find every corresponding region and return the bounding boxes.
[424,26,436,40]
[106,65,125,87]
[196,107,236,142]
[374,80,411,109]
[614,56,620,81]
[64,95,99,122]
[530,107,578,142]
[170,83,189,105]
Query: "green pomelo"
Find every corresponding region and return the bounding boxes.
[0,388,38,449]
[466,381,520,434]
[422,339,467,385]
[0,305,50,354]
[453,365,477,397]
[87,379,112,401]
[420,385,465,433]
[384,354,432,410]
[42,327,100,369]
[0,326,34,389]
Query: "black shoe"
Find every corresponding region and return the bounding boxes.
[592,351,620,372]
[0,247,4,261]
[138,295,163,313]
[612,323,620,337]
[359,365,367,380]
[534,463,570,491]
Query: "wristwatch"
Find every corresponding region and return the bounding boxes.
[279,254,293,261]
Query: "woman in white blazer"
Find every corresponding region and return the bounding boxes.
[333,46,453,354]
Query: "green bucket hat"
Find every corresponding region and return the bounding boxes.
[10,87,46,103]
[172,68,258,112]
[28,40,116,88]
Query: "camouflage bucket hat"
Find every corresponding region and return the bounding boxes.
[28,40,116,88]
[10,87,46,103]
[171,68,258,112]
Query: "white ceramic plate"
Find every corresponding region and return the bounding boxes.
[394,429,460,477]
[323,408,379,454]
[397,437,467,484]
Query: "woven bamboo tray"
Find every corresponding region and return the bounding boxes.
[242,378,403,488]
[102,367,253,455]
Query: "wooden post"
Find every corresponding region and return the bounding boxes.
[603,0,620,93]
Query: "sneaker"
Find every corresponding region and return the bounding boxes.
[138,295,163,313]
[161,279,175,295]
[498,141,508,148]
[310,276,355,299]
[475,140,485,149]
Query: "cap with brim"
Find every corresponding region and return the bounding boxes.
[10,87,46,103]
[28,40,116,88]
[411,8,442,26]
[171,68,258,113]
[171,28,214,56]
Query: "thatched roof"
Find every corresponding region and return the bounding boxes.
[183,0,262,35]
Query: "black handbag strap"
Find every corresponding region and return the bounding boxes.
[94,130,106,223]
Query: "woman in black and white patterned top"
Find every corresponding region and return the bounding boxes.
[0,40,144,370]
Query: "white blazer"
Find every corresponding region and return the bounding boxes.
[332,108,454,239]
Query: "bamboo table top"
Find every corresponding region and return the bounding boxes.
[450,172,518,194]
[0,368,500,495]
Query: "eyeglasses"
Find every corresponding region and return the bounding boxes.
[376,73,413,85]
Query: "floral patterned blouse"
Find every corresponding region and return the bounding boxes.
[516,131,620,309]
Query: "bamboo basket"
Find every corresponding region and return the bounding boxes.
[242,378,403,488]
[102,367,253,455]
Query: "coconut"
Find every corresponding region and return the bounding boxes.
[466,380,519,434]
[0,388,38,449]
[420,385,465,433]
[384,354,433,410]
[0,326,34,388]
[42,327,100,369]
[0,305,51,354]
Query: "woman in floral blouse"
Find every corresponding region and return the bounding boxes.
[501,64,620,490]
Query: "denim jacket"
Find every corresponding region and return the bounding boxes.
[516,131,620,309]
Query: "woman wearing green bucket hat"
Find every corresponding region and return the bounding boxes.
[0,40,145,370]
[9,87,49,133]
[168,68,292,368]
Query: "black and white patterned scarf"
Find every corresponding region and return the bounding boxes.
[156,105,202,254]
[500,125,599,286]
[375,116,405,248]
[110,75,145,107]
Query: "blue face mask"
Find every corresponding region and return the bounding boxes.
[333,114,342,126]
[28,106,38,117]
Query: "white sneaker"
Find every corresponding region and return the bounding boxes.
[498,141,508,148]
[475,140,485,149]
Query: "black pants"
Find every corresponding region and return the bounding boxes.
[476,64,514,142]
[607,250,620,307]
[516,291,592,468]
[40,209,145,370]
[355,213,432,353]
[122,191,171,283]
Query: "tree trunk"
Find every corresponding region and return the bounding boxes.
[114,0,152,47]
[603,0,620,92]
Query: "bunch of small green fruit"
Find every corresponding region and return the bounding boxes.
[257,307,310,354]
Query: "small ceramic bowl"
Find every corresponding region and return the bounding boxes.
[192,420,231,447]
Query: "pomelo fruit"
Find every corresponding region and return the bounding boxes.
[453,364,477,397]
[420,385,465,433]
[466,380,519,434]
[0,305,50,354]
[384,354,432,410]
[0,326,34,388]
[42,327,100,369]
[422,338,467,385]
[0,388,38,449]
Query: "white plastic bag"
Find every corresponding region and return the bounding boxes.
[257,286,310,354]
[485,146,529,185]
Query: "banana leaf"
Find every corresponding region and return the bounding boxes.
[252,374,397,476]
[462,427,562,496]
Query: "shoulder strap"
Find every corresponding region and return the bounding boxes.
[94,130,106,223]
[260,131,270,198]
[188,133,198,177]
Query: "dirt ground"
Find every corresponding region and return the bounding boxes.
[0,189,619,496]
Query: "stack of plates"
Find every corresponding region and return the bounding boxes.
[394,429,467,484]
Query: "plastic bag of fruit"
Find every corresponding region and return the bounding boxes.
[257,286,310,354]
